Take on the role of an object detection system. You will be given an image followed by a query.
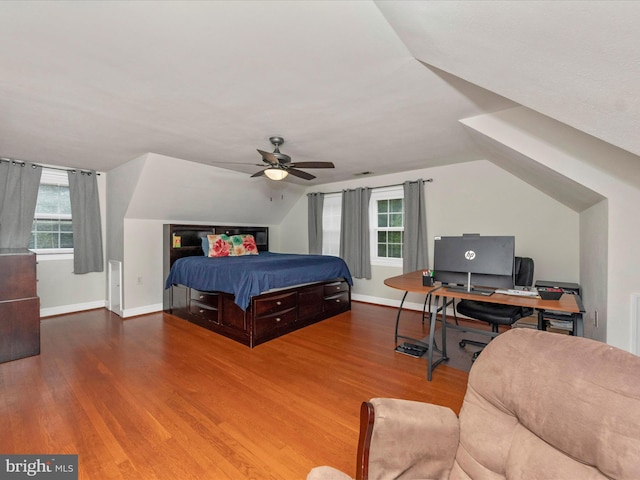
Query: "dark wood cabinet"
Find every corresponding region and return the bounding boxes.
[0,249,40,363]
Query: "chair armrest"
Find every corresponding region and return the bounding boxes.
[363,398,460,480]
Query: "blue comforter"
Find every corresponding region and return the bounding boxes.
[165,252,353,311]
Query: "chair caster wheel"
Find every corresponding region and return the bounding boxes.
[472,351,481,360]
[459,340,466,348]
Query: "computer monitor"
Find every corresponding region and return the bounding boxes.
[433,234,515,293]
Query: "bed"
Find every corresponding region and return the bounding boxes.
[163,224,353,347]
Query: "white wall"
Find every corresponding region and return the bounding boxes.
[580,199,608,342]
[277,160,580,311]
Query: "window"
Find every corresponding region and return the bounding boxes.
[370,187,404,266]
[28,169,73,254]
[322,193,341,256]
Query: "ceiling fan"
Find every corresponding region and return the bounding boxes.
[253,136,334,181]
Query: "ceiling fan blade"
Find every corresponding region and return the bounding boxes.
[251,169,267,178]
[289,161,335,169]
[257,149,279,165]
[287,168,316,180]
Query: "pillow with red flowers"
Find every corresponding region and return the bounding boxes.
[230,234,259,256]
[207,234,233,257]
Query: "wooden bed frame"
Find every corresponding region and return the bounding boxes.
[162,224,351,347]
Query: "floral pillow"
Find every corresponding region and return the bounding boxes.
[207,234,233,257]
[230,234,259,256]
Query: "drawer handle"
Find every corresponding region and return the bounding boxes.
[336,299,341,303]
[276,301,282,306]
[276,317,281,322]
[199,295,204,299]
[336,286,341,290]
[199,309,205,313]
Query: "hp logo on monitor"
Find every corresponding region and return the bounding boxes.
[465,250,476,260]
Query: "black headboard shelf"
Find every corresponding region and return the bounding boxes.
[163,223,269,274]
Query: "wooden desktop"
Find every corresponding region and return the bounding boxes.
[385,270,584,380]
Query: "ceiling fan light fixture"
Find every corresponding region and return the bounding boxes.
[264,167,288,181]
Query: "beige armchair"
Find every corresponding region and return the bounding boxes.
[307,328,640,480]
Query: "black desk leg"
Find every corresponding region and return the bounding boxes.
[394,291,409,344]
[537,310,546,330]
[427,295,439,380]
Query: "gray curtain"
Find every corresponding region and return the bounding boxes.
[307,192,324,254]
[403,179,429,273]
[68,170,104,274]
[340,187,372,279]
[0,161,42,249]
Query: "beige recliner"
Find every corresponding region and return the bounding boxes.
[307,328,640,480]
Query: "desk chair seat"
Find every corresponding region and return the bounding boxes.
[456,257,534,359]
[456,300,529,327]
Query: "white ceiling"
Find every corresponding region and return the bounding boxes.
[0,1,637,188]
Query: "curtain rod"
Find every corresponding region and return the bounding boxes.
[307,178,432,196]
[0,157,101,175]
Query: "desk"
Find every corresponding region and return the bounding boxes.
[385,270,585,380]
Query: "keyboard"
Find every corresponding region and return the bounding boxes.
[495,288,539,297]
[445,285,494,296]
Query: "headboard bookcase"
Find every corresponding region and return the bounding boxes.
[162,224,351,347]
[164,224,269,271]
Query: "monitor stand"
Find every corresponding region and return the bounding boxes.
[444,272,495,296]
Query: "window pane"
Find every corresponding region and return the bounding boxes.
[377,231,387,243]
[389,213,403,227]
[60,220,73,232]
[389,199,403,212]
[378,244,387,257]
[388,231,402,243]
[60,233,74,248]
[377,214,388,228]
[388,244,402,258]
[37,219,56,231]
[34,232,56,249]
[36,184,71,214]
[377,200,388,213]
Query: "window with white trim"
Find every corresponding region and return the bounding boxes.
[28,169,73,254]
[369,187,404,266]
[321,193,341,256]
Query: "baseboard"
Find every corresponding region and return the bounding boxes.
[351,293,458,318]
[41,301,164,319]
[41,300,107,318]
[122,303,164,318]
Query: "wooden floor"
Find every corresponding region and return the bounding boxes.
[0,302,469,479]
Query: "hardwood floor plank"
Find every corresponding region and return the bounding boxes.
[0,302,468,479]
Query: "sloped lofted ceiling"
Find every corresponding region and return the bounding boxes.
[377,1,640,203]
[0,1,638,206]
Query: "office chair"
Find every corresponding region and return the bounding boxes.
[456,257,534,359]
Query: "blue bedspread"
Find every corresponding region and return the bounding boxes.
[165,252,353,311]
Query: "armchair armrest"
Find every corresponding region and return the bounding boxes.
[307,466,355,480]
[362,398,459,480]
